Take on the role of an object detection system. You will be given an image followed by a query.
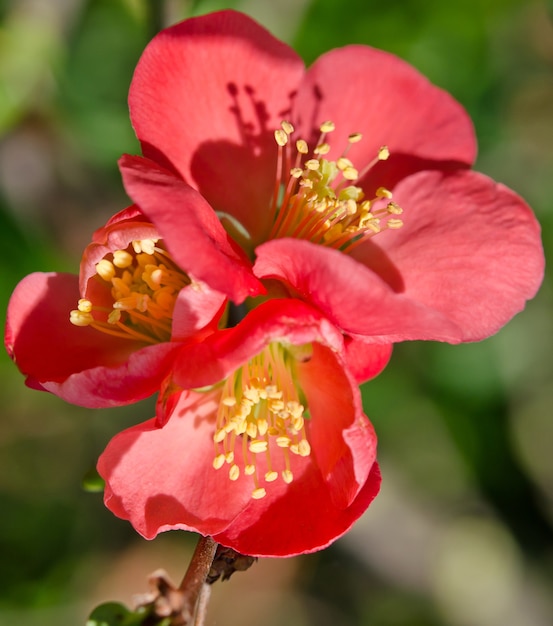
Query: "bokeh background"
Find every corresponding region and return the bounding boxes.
[1,0,552,624]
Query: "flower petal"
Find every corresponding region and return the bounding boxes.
[119,155,264,303]
[98,391,253,539]
[254,239,461,342]
[212,462,381,557]
[5,272,180,407]
[297,342,377,509]
[292,45,476,189]
[343,338,393,384]
[353,169,545,342]
[129,10,305,241]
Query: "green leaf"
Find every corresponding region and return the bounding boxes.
[86,601,151,626]
[82,466,105,493]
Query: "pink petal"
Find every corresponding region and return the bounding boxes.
[98,391,253,539]
[129,10,305,242]
[292,45,476,189]
[5,272,180,408]
[344,338,393,384]
[119,155,264,303]
[171,299,344,391]
[254,239,461,342]
[354,169,545,341]
[212,462,381,557]
[297,343,377,508]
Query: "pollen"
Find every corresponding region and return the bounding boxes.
[268,120,403,253]
[69,239,190,344]
[211,343,311,500]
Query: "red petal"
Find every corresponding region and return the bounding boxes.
[98,391,253,539]
[212,462,381,557]
[5,272,180,407]
[297,343,377,508]
[292,45,476,180]
[129,10,304,242]
[119,155,264,303]
[254,239,461,342]
[354,170,545,342]
[343,338,393,384]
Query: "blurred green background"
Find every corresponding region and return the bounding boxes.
[1,0,552,624]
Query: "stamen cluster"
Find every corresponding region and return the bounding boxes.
[70,239,189,344]
[270,120,403,252]
[212,343,311,499]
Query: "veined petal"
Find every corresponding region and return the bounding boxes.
[129,10,305,241]
[119,155,264,303]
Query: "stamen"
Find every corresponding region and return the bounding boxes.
[70,239,189,344]
[268,120,403,252]
[211,343,311,499]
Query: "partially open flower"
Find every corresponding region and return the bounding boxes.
[98,299,381,557]
[5,206,233,407]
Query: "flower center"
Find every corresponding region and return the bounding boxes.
[268,120,403,252]
[69,238,189,344]
[212,342,311,499]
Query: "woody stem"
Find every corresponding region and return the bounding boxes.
[178,536,218,623]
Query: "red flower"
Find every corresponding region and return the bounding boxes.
[120,9,543,353]
[98,299,381,557]
[4,205,247,407]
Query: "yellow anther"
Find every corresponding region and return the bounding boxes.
[276,436,291,448]
[229,465,240,481]
[225,451,234,464]
[107,309,121,324]
[112,250,133,268]
[265,471,278,482]
[378,145,390,160]
[246,422,257,439]
[281,120,294,134]
[296,139,309,154]
[376,187,393,199]
[213,454,225,470]
[96,259,116,281]
[77,299,92,313]
[257,419,269,436]
[314,143,330,155]
[282,470,294,484]
[132,239,158,255]
[274,129,288,147]
[69,310,93,326]
[348,132,363,143]
[387,219,404,229]
[252,488,267,500]
[387,201,403,215]
[337,157,353,170]
[305,159,320,171]
[320,121,335,133]
[213,429,226,443]
[290,167,303,179]
[245,464,256,476]
[342,166,359,181]
[249,440,268,454]
[298,440,311,457]
[222,397,237,407]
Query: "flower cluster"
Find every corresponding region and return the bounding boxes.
[5,10,544,557]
